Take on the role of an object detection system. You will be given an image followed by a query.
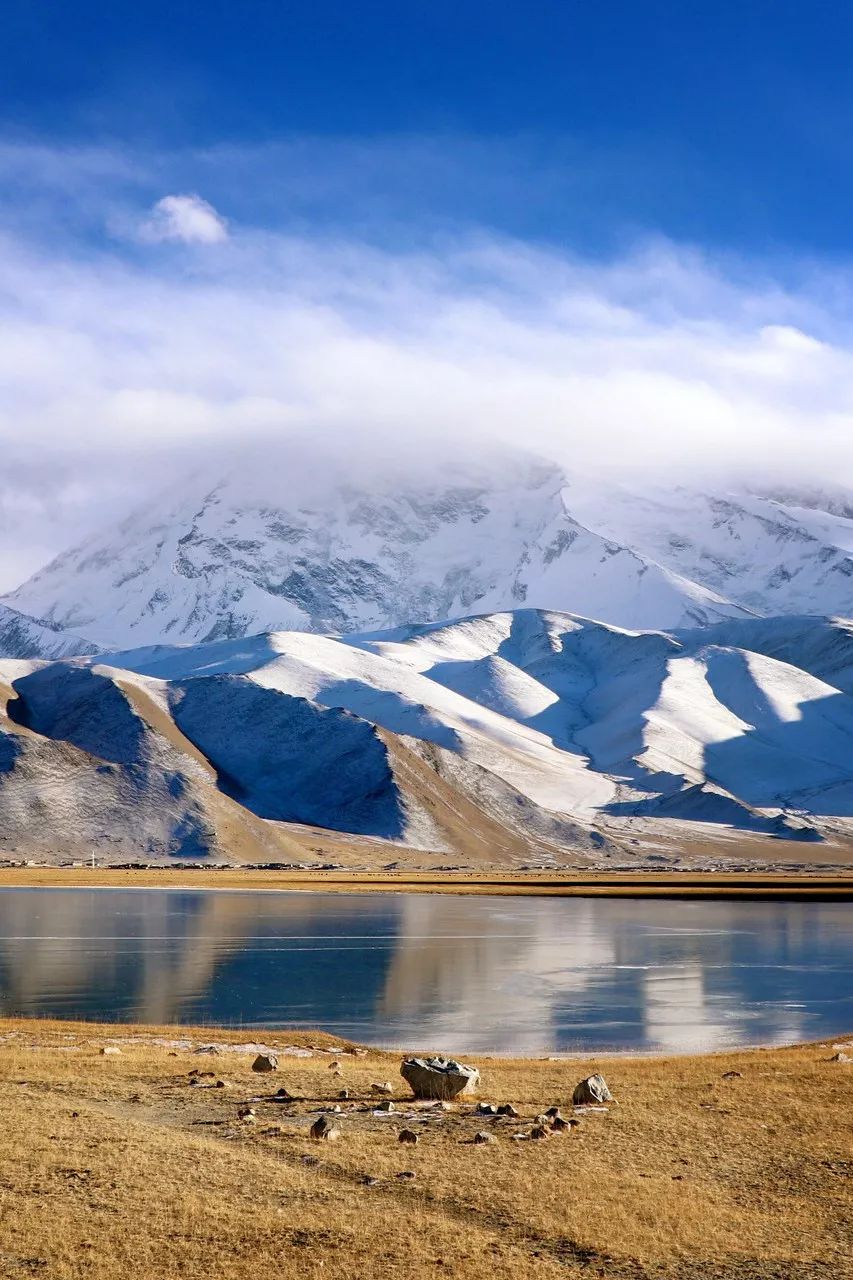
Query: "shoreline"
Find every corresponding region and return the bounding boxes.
[1,1017,850,1062]
[1,865,852,898]
[0,1012,850,1062]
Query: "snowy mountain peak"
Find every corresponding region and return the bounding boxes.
[2,451,851,649]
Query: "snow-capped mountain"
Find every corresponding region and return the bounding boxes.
[2,608,851,866]
[3,452,852,648]
[0,602,95,660]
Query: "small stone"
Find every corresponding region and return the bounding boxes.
[100,1046,121,1056]
[721,1070,743,1079]
[337,1089,350,1100]
[371,1082,394,1096]
[545,1106,563,1119]
[310,1115,342,1141]
[237,1106,256,1119]
[396,1170,416,1179]
[375,1100,395,1113]
[271,1087,294,1102]
[362,1175,380,1186]
[530,1125,551,1140]
[476,1102,498,1115]
[497,1103,519,1118]
[329,1061,342,1070]
[534,1113,550,1126]
[831,1051,852,1063]
[572,1074,613,1106]
[398,1128,420,1145]
[473,1130,497,1145]
[252,1053,278,1073]
[550,1116,571,1133]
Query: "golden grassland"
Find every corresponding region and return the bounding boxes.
[0,866,852,898]
[0,1019,849,1279]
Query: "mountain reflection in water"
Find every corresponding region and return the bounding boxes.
[0,888,849,1053]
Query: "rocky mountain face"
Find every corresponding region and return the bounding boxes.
[6,453,851,650]
[2,609,851,866]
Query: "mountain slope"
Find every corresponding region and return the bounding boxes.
[567,481,853,619]
[0,602,95,660]
[0,642,609,866]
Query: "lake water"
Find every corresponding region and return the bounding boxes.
[0,888,850,1054]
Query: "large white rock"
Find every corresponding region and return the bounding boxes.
[400,1056,480,1099]
[572,1073,613,1105]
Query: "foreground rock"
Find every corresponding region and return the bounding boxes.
[401,1056,480,1100]
[310,1116,341,1141]
[252,1053,278,1073]
[572,1073,613,1105]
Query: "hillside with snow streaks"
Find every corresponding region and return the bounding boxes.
[11,454,852,649]
[86,608,853,859]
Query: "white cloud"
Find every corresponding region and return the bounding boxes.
[0,141,852,588]
[139,193,228,244]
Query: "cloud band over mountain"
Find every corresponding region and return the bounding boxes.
[1,139,853,587]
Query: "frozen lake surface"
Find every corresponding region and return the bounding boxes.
[0,888,850,1053]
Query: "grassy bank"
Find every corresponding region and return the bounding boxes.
[0,1018,849,1278]
[0,866,852,897]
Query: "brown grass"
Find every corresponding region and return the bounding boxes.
[0,866,851,898]
[0,1019,850,1279]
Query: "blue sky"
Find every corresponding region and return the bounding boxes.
[1,2,853,589]
[4,0,853,253]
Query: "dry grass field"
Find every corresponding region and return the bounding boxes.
[0,866,851,898]
[0,1019,849,1279]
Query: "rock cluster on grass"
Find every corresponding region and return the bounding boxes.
[400,1056,480,1100]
